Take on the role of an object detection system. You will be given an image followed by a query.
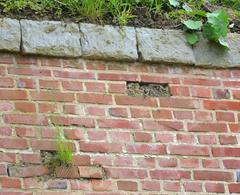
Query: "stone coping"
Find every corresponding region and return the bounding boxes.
[0,17,240,68]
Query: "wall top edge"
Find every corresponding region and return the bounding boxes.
[0,17,239,69]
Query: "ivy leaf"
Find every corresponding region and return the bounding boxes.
[182,3,192,12]
[206,9,229,37]
[185,32,199,45]
[183,20,203,30]
[202,23,219,41]
[169,0,180,7]
[218,37,229,48]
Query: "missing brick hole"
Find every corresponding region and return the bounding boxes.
[127,82,171,98]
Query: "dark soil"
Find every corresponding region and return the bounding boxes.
[0,5,239,33]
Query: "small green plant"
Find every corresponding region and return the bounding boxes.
[183,9,229,47]
[56,126,73,165]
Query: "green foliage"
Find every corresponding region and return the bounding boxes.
[56,127,73,165]
[183,9,229,47]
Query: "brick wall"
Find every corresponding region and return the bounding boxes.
[0,53,240,194]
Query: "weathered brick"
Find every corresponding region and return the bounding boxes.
[78,166,104,179]
[205,183,225,193]
[169,145,209,156]
[8,165,48,178]
[115,96,158,107]
[0,90,27,100]
[194,171,233,181]
[150,170,190,180]
[117,181,137,191]
[4,114,48,126]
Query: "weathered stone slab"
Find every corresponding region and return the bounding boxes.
[0,18,21,52]
[21,19,81,57]
[193,33,240,68]
[80,23,138,61]
[136,28,196,65]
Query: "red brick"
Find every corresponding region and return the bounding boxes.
[0,153,16,163]
[198,135,217,145]
[191,87,211,98]
[150,170,190,180]
[98,119,140,129]
[212,147,240,157]
[130,108,151,118]
[169,145,209,156]
[0,54,13,64]
[88,131,107,141]
[216,112,235,122]
[0,164,7,175]
[142,181,160,191]
[108,83,126,94]
[144,120,183,131]
[0,90,27,100]
[85,82,106,92]
[188,123,227,132]
[109,132,131,142]
[0,126,12,136]
[170,86,190,96]
[63,105,84,115]
[78,166,104,179]
[15,56,37,65]
[109,107,128,118]
[0,102,14,111]
[205,183,225,193]
[180,158,199,168]
[184,182,202,192]
[117,181,137,191]
[114,156,133,167]
[0,138,28,149]
[134,132,152,142]
[64,129,84,140]
[80,142,122,153]
[194,111,213,121]
[213,88,230,99]
[229,183,240,193]
[115,96,158,107]
[233,90,240,99]
[78,93,112,104]
[183,78,220,86]
[39,103,58,113]
[31,140,58,151]
[55,166,79,179]
[176,134,194,143]
[23,178,44,189]
[152,110,172,119]
[223,160,240,169]
[126,144,166,155]
[8,165,48,178]
[202,159,220,168]
[137,157,156,168]
[106,168,147,179]
[16,127,37,138]
[15,102,36,113]
[219,135,237,145]
[230,124,240,132]
[86,62,105,70]
[8,67,51,77]
[62,59,84,69]
[194,171,233,181]
[54,70,95,79]
[70,180,91,190]
[163,182,181,192]
[223,81,240,87]
[160,98,200,109]
[51,116,95,128]
[73,155,91,166]
[0,177,21,189]
[16,78,36,89]
[91,180,112,191]
[4,114,48,126]
[86,107,105,116]
[141,75,180,84]
[39,80,59,89]
[20,153,41,164]
[92,156,112,166]
[31,91,74,102]
[41,58,61,67]
[98,73,137,81]
[155,133,174,143]
[159,158,177,167]
[204,100,240,111]
[174,111,193,120]
[0,77,14,88]
[62,81,83,91]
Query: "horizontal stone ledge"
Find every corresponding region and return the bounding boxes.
[0,17,239,68]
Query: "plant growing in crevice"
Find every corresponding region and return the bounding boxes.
[42,126,74,178]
